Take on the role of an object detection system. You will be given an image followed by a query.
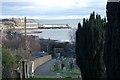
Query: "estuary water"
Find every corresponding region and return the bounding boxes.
[20,28,76,42]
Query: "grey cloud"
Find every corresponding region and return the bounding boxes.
[2,1,107,18]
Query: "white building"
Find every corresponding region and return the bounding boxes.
[43,24,69,28]
[26,23,38,27]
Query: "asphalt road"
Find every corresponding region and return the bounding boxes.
[34,59,80,77]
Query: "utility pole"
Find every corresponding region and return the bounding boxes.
[22,17,28,79]
[24,17,27,50]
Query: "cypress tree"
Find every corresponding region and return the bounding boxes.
[76,12,106,80]
[104,1,120,79]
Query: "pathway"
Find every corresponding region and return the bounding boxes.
[34,59,80,77]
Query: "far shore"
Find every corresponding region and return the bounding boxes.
[0,26,72,30]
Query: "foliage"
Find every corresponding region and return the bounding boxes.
[31,76,79,80]
[2,48,16,79]
[76,12,106,80]
[2,32,40,60]
[50,58,80,74]
[50,64,80,74]
[40,39,74,57]
[103,2,120,79]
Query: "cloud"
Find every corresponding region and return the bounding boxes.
[108,0,120,2]
[2,0,89,7]
[0,15,89,20]
[1,0,107,19]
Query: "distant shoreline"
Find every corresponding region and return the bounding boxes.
[38,27,71,29]
[0,26,72,30]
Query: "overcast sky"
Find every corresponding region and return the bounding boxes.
[1,0,107,19]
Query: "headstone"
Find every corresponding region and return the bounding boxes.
[54,61,59,71]
[70,62,74,71]
[56,73,60,78]
[63,67,66,71]
[61,63,65,70]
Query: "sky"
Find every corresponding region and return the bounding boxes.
[1,0,108,19]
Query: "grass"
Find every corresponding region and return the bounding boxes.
[30,76,79,80]
[50,64,80,74]
[34,76,57,78]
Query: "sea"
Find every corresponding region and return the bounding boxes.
[19,19,81,42]
[20,28,76,42]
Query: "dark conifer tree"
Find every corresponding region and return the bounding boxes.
[76,12,106,80]
[104,1,120,79]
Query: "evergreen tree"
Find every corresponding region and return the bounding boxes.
[104,2,120,79]
[76,12,106,80]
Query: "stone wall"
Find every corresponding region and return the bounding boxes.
[27,55,52,78]
[33,55,52,71]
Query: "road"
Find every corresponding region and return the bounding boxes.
[34,59,80,77]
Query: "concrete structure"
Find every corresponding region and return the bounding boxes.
[43,24,69,28]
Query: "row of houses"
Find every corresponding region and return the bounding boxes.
[0,18,71,29]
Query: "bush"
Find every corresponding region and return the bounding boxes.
[2,48,16,79]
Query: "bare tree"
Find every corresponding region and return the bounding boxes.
[68,28,76,44]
